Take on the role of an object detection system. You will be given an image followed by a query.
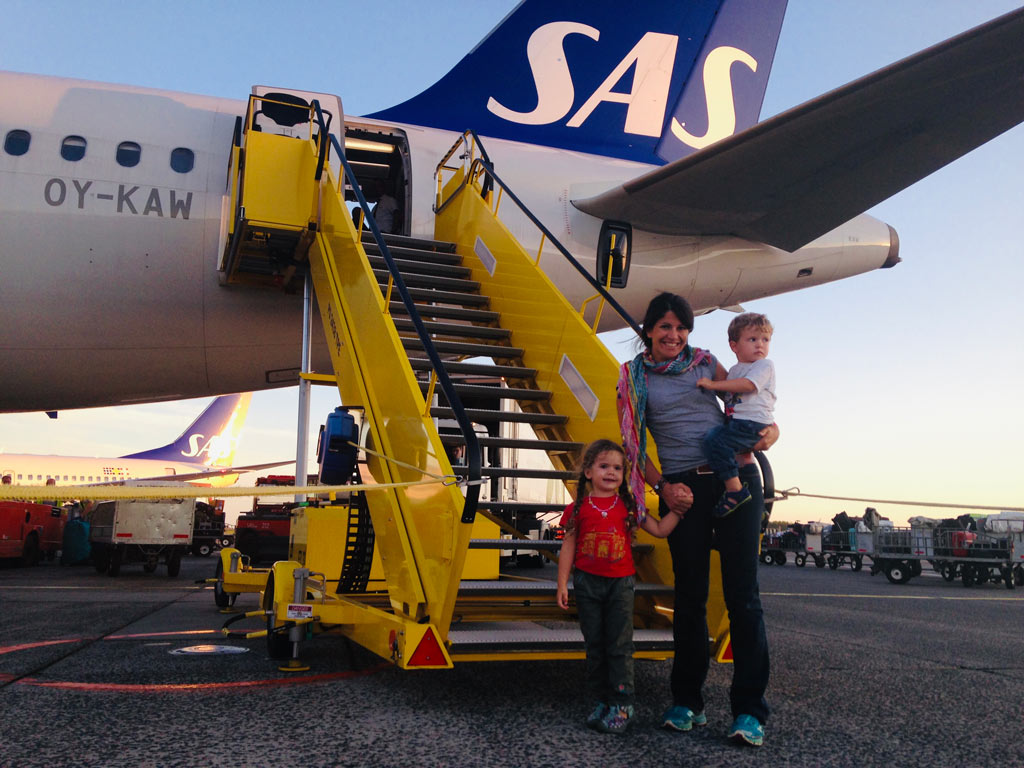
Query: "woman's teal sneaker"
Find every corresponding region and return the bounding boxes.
[660,705,707,731]
[586,703,608,730]
[728,714,764,747]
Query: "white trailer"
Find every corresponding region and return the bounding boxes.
[89,498,195,577]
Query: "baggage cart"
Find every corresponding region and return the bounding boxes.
[871,526,1024,588]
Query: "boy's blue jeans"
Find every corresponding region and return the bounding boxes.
[702,418,771,482]
[573,570,635,706]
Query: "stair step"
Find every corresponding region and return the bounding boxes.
[375,269,479,293]
[402,337,524,358]
[362,231,457,255]
[440,434,582,452]
[411,359,537,378]
[394,318,511,341]
[481,467,576,480]
[426,383,552,401]
[399,286,490,307]
[447,625,673,655]
[469,539,563,550]
[390,302,499,323]
[477,500,568,512]
[368,255,470,279]
[431,407,566,425]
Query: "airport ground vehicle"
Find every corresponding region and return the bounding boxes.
[821,528,873,571]
[760,524,826,567]
[0,500,64,565]
[88,498,195,576]
[871,525,1024,588]
[233,476,300,564]
[191,501,228,557]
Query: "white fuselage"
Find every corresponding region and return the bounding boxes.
[0,454,227,487]
[0,71,895,412]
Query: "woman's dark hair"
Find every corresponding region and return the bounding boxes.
[638,292,695,352]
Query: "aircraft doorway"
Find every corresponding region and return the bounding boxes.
[343,123,411,237]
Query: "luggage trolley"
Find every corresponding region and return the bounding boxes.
[871,525,1024,588]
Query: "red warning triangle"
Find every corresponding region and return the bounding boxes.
[407,627,446,667]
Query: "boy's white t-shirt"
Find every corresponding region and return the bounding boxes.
[725,358,776,424]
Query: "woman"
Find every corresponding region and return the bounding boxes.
[617,292,776,748]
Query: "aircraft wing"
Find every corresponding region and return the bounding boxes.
[106,460,294,485]
[572,7,1024,253]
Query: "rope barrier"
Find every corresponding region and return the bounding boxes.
[0,478,450,502]
[777,487,1024,514]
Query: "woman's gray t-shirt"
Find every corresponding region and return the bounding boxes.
[645,352,724,473]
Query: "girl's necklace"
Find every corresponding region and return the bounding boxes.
[587,495,617,518]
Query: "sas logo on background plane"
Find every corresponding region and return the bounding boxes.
[486,22,757,151]
[180,432,239,463]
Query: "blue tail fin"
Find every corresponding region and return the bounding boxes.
[120,393,252,467]
[368,0,787,165]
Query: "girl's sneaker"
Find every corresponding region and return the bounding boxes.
[599,704,635,734]
[586,703,608,730]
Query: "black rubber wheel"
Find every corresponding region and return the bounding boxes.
[852,555,863,572]
[213,559,237,608]
[961,565,975,587]
[20,533,40,567]
[759,551,772,564]
[1002,567,1015,590]
[814,556,825,568]
[910,560,922,576]
[828,555,839,570]
[1015,566,1024,588]
[193,543,212,557]
[772,551,786,566]
[885,562,910,584]
[940,563,956,582]
[107,546,122,577]
[92,545,110,574]
[264,573,291,660]
[166,548,182,577]
[795,554,806,567]
[143,560,158,574]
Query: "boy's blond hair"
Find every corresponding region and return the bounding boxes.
[727,313,773,343]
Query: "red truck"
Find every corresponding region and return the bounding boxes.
[233,475,297,564]
[0,500,65,565]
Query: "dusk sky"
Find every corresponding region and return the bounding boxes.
[1,1,1022,526]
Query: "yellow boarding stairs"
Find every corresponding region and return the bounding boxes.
[216,91,742,669]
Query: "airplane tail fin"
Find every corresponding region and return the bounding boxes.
[368,0,787,165]
[120,393,253,468]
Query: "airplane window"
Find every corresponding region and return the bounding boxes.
[4,129,31,156]
[116,141,141,167]
[170,147,194,173]
[61,135,87,161]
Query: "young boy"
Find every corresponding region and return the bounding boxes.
[696,313,776,517]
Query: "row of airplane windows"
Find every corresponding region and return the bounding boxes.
[3,129,195,173]
[5,474,144,483]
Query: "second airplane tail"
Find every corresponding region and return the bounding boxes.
[120,393,252,468]
[368,0,787,165]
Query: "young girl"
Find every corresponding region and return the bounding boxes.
[556,439,682,734]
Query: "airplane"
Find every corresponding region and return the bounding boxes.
[0,393,263,488]
[1,0,1022,413]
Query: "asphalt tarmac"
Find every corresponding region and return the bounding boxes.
[1,555,1022,768]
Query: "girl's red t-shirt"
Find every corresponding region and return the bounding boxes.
[559,495,635,578]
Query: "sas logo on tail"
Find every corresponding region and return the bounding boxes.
[486,22,756,150]
[181,432,238,463]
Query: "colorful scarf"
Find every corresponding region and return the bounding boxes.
[617,345,710,519]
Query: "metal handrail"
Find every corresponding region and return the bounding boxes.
[311,102,481,525]
[434,130,642,338]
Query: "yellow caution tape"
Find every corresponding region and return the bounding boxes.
[0,477,451,502]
